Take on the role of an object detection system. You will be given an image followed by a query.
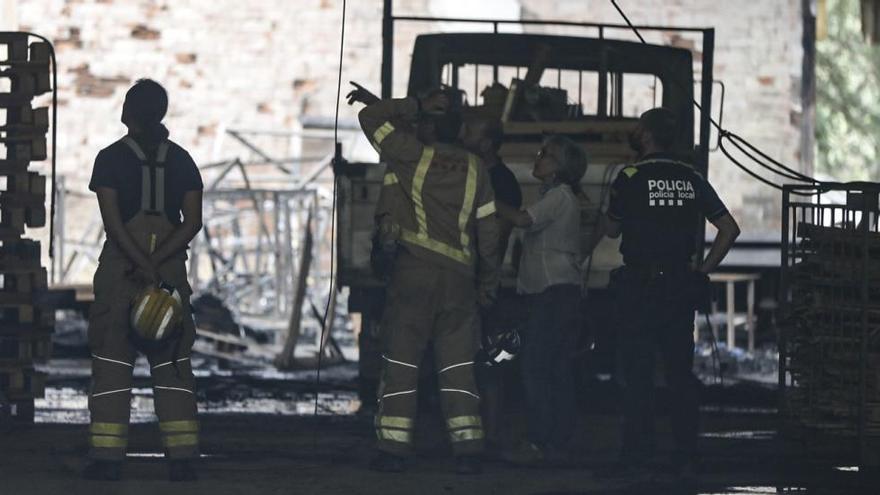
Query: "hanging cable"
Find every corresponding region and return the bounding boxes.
[313,0,347,423]
[723,131,816,183]
[719,138,816,197]
[703,312,723,386]
[608,1,822,189]
[722,132,809,183]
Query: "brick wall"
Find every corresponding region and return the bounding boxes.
[515,0,807,235]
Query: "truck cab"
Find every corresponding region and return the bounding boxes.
[338,32,700,294]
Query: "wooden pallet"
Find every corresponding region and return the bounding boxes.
[0,321,54,336]
[0,333,52,364]
[0,241,42,271]
[0,106,49,133]
[0,267,48,293]
[5,398,35,423]
[0,158,30,176]
[0,208,26,239]
[0,366,46,400]
[1,33,54,425]
[0,304,53,325]
[0,172,46,227]
[0,135,47,162]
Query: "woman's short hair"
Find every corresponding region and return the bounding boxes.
[545,134,588,188]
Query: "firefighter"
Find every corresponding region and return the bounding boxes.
[83,79,203,481]
[345,82,439,415]
[358,92,500,475]
[593,108,740,479]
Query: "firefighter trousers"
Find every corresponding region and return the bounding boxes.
[87,244,199,461]
[375,253,484,456]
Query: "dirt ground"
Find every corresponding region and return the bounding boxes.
[1,400,875,495]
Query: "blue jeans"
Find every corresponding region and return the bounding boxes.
[521,284,580,449]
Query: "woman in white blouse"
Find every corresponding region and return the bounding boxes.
[496,134,588,464]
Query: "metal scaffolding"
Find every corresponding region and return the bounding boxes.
[51,123,362,367]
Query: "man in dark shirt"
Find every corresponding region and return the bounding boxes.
[84,79,204,482]
[471,118,523,255]
[593,108,740,479]
[466,118,523,453]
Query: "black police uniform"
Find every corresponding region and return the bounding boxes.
[606,152,728,465]
[488,160,523,212]
[478,159,522,449]
[480,157,522,338]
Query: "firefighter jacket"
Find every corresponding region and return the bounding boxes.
[359,97,499,293]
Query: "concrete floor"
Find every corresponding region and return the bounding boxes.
[1,402,875,495]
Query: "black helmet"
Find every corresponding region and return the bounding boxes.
[475,328,521,367]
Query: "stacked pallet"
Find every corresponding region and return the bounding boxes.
[785,222,880,438]
[0,32,53,422]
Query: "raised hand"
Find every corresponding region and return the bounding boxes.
[346,81,380,106]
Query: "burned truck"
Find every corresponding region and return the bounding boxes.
[335,14,716,399]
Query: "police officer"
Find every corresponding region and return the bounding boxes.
[358,92,499,474]
[594,108,740,478]
[84,79,203,481]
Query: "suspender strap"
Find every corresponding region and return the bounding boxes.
[121,137,169,215]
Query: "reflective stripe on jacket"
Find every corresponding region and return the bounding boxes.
[359,97,499,289]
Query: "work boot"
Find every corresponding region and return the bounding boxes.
[455,456,482,475]
[368,451,405,473]
[500,441,544,466]
[168,459,198,482]
[82,460,122,481]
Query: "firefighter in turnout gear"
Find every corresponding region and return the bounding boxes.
[359,92,500,475]
[345,81,440,414]
[592,108,740,480]
[83,80,204,482]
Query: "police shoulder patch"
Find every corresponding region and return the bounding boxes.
[622,167,639,178]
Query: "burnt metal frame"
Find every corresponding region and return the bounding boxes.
[51,126,359,318]
[779,182,880,468]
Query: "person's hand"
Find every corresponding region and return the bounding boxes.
[137,259,160,286]
[689,270,712,313]
[346,81,379,106]
[419,91,449,115]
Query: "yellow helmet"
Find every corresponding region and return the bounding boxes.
[130,282,183,342]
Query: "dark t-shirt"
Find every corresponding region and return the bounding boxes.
[88,136,203,225]
[489,160,522,209]
[607,153,728,265]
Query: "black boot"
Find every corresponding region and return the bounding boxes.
[82,460,122,481]
[455,456,482,475]
[368,451,405,473]
[168,459,198,482]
